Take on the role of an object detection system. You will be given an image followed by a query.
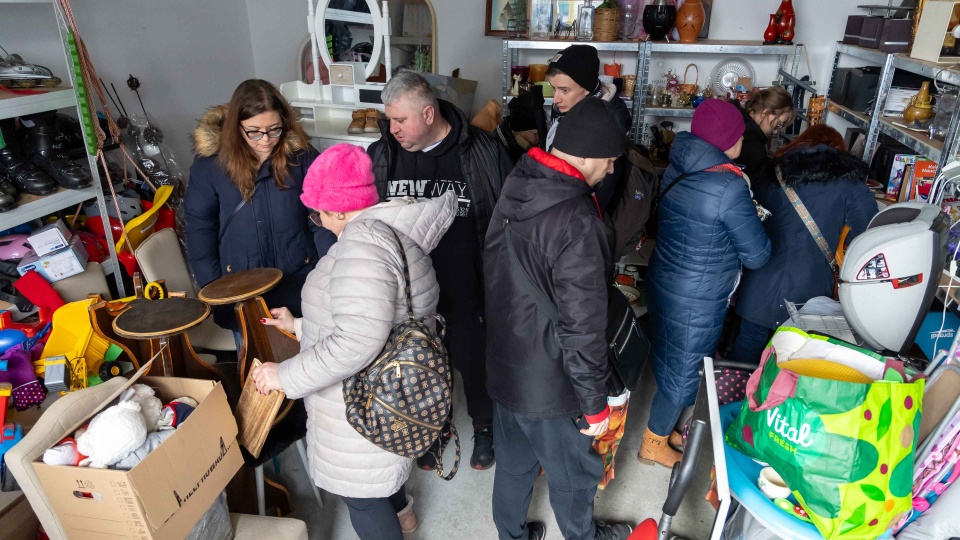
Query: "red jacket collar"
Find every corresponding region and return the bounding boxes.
[527,147,602,218]
[528,147,586,181]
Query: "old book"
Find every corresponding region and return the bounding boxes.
[236,358,285,458]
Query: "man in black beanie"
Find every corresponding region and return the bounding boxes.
[483,97,632,540]
[545,44,631,213]
[496,85,547,164]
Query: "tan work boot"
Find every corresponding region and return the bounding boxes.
[364,108,381,133]
[669,430,684,451]
[397,494,418,534]
[348,109,366,134]
[638,427,682,468]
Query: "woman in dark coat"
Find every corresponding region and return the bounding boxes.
[185,79,336,329]
[734,86,794,188]
[728,125,879,364]
[641,100,771,468]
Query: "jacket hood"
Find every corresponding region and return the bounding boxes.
[192,104,310,157]
[353,191,457,254]
[668,131,732,175]
[775,145,869,186]
[499,150,592,221]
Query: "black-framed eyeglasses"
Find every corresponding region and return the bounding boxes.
[308,211,323,228]
[243,126,284,141]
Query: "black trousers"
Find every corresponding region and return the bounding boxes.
[340,486,407,540]
[444,313,493,426]
[491,403,603,540]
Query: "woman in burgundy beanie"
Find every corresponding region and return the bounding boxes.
[251,143,457,539]
[640,99,771,468]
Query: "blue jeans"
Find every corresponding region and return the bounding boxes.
[728,319,772,366]
[647,389,683,437]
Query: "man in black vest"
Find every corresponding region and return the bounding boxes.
[367,71,512,471]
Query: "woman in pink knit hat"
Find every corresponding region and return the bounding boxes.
[251,143,457,540]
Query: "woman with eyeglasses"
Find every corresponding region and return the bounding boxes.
[734,86,795,188]
[184,79,335,331]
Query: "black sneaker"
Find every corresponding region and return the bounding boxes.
[595,521,633,540]
[527,521,546,540]
[471,425,495,470]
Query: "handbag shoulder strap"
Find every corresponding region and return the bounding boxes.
[386,227,415,321]
[502,219,560,323]
[659,171,693,199]
[776,166,837,270]
[218,180,263,243]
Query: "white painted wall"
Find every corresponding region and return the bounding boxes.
[3,0,257,169]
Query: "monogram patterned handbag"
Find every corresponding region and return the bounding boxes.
[342,228,460,480]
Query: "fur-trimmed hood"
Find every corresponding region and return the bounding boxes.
[192,104,309,157]
[775,144,869,186]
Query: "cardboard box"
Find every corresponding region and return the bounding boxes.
[27,220,72,257]
[910,158,938,201]
[885,154,917,200]
[33,364,242,540]
[16,236,88,283]
[910,0,960,63]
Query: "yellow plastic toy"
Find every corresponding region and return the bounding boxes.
[37,298,110,391]
[115,184,173,255]
[778,358,874,384]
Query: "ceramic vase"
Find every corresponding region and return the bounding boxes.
[676,0,705,44]
[763,14,779,43]
[780,14,795,43]
[904,81,934,123]
[642,0,677,41]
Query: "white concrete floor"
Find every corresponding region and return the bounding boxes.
[272,365,720,540]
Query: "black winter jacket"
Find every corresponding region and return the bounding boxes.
[484,148,611,420]
[733,102,774,189]
[368,99,513,252]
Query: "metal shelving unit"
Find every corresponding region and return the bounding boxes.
[633,40,803,145]
[826,41,960,176]
[2,1,125,295]
[500,38,802,147]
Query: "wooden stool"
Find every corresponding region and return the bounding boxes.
[112,297,211,378]
[197,268,300,386]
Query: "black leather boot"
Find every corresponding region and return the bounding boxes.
[0,172,17,212]
[27,124,91,190]
[0,146,56,196]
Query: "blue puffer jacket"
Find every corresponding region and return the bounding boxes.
[736,145,879,329]
[647,132,771,407]
[184,106,336,328]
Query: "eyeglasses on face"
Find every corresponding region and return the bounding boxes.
[308,211,323,228]
[243,126,284,141]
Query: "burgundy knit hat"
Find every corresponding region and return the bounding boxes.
[301,143,380,213]
[691,99,746,152]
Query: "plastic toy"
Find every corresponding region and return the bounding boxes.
[0,234,31,262]
[0,328,26,354]
[38,298,110,392]
[0,270,64,337]
[0,48,61,88]
[115,185,173,276]
[0,383,24,461]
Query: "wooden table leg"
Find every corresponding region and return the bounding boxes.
[236,297,300,387]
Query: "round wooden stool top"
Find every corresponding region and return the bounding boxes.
[198,268,284,305]
[113,297,210,340]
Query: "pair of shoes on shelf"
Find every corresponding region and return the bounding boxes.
[348,108,382,135]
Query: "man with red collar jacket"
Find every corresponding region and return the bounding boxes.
[484,98,632,540]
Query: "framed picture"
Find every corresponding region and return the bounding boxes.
[486,0,530,37]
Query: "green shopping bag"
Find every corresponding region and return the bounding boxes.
[725,327,924,540]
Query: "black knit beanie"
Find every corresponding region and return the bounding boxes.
[508,85,545,132]
[548,45,601,93]
[551,98,623,158]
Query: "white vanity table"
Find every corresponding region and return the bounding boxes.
[281,0,437,150]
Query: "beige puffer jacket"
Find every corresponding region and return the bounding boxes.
[276,192,456,498]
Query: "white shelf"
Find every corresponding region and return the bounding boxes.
[325,8,373,25]
[640,105,695,118]
[506,39,640,52]
[649,39,797,55]
[828,102,869,129]
[301,118,380,144]
[0,0,51,3]
[0,87,76,121]
[0,186,96,231]
[836,42,887,64]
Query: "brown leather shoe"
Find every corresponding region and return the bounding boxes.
[397,494,418,534]
[348,109,366,134]
[364,108,381,133]
[638,427,682,468]
[669,430,684,451]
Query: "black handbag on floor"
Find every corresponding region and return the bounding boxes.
[503,219,650,396]
[342,228,460,480]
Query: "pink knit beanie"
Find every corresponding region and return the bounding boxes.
[301,143,380,212]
